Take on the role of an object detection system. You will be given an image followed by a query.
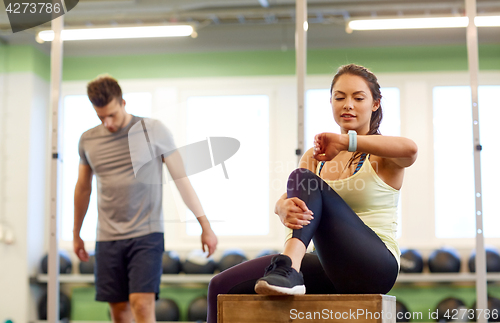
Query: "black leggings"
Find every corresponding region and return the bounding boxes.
[207,168,398,323]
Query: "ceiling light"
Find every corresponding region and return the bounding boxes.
[475,15,500,27]
[348,17,469,31]
[37,25,194,42]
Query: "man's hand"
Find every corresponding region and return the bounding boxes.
[201,227,218,257]
[73,235,90,262]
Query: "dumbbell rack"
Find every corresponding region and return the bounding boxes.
[32,272,500,284]
[33,274,213,284]
[397,273,500,283]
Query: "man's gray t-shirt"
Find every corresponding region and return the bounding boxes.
[78,116,176,241]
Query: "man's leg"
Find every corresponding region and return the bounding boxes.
[127,233,164,322]
[109,302,133,323]
[129,293,156,323]
[95,240,131,321]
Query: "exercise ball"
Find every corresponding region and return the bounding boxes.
[37,291,72,320]
[187,296,208,321]
[182,249,217,274]
[155,298,180,321]
[395,300,410,322]
[78,252,95,274]
[40,251,73,274]
[218,249,248,272]
[471,295,500,322]
[435,297,466,322]
[428,248,461,273]
[400,249,424,273]
[162,251,182,274]
[468,248,500,273]
[256,249,279,258]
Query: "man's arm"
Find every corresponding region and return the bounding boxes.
[163,151,218,256]
[73,163,93,261]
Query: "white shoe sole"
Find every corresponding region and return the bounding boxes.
[254,280,306,296]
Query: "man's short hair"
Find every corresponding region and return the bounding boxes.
[87,75,123,107]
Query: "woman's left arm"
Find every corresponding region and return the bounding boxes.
[314,133,418,168]
[357,135,418,168]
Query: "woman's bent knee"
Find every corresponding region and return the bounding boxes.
[208,272,227,296]
[287,168,326,195]
[288,168,316,180]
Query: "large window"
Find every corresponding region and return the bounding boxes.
[184,95,270,236]
[61,93,152,241]
[433,86,500,238]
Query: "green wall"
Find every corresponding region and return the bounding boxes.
[308,44,500,74]
[0,45,50,80]
[0,42,6,74]
[62,44,500,81]
[1,43,499,81]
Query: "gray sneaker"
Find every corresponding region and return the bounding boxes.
[254,254,305,295]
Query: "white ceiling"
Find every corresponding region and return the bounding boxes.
[0,0,499,56]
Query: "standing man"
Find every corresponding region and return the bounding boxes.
[73,75,218,323]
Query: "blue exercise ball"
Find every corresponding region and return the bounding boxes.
[37,291,71,320]
[155,298,180,321]
[162,251,182,274]
[400,249,424,273]
[40,251,73,274]
[428,248,461,273]
[468,247,500,273]
[78,252,95,274]
[218,249,248,272]
[182,249,217,274]
[187,296,208,321]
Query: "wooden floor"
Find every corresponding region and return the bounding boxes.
[218,294,396,323]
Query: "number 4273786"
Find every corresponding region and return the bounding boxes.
[6,2,62,14]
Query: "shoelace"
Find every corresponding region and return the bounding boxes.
[264,261,293,277]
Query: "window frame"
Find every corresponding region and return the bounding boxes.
[174,77,293,252]
[432,83,500,240]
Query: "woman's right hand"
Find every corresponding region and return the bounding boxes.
[276,197,314,230]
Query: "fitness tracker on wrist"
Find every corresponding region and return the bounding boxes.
[348,130,357,152]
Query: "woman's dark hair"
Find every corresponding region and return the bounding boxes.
[329,64,383,135]
[87,74,123,108]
